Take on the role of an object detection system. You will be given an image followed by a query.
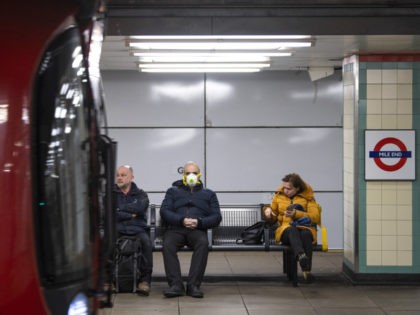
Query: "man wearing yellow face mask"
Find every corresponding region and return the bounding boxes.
[160,161,222,298]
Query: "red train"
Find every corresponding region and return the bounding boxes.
[0,1,115,314]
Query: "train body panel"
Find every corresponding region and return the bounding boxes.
[0,1,112,314]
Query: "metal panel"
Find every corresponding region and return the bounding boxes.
[102,71,204,127]
[206,127,342,191]
[108,128,204,191]
[206,71,342,127]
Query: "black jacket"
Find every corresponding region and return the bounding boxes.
[114,182,150,235]
[160,180,222,230]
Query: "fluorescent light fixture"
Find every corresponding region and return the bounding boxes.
[139,63,270,69]
[141,68,261,73]
[139,56,270,63]
[129,42,309,50]
[130,35,311,40]
[127,35,313,73]
[132,51,292,57]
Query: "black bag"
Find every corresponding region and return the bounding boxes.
[236,221,265,245]
[114,236,141,293]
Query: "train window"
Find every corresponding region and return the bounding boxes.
[33,27,92,285]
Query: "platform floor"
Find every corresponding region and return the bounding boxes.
[101,251,420,315]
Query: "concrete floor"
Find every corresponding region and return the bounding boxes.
[100,251,420,315]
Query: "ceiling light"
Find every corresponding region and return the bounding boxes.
[130,35,311,40]
[129,42,309,50]
[132,51,292,57]
[139,63,270,69]
[139,56,270,63]
[127,35,313,73]
[141,68,261,73]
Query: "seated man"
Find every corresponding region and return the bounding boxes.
[160,161,222,298]
[114,165,153,295]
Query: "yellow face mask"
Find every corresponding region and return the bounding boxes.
[183,172,201,186]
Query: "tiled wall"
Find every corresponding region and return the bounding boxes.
[359,59,419,272]
[343,56,420,274]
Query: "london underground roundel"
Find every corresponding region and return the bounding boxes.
[365,130,415,180]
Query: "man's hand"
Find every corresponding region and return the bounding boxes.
[183,218,198,229]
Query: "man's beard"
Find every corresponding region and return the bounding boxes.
[117,182,128,190]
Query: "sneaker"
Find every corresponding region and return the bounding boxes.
[297,253,310,271]
[163,285,185,298]
[303,271,315,283]
[137,281,150,296]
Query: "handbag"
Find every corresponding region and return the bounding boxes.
[236,221,265,245]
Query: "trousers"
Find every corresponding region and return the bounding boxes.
[281,226,314,270]
[162,227,209,288]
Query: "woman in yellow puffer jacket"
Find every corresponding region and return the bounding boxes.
[263,173,320,283]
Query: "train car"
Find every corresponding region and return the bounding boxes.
[0,1,115,314]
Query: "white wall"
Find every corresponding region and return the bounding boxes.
[102,70,344,249]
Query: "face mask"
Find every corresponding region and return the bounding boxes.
[184,173,200,186]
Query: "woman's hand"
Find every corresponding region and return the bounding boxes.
[263,207,273,219]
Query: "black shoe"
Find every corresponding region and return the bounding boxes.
[186,285,204,298]
[303,271,315,284]
[297,253,310,271]
[163,285,185,298]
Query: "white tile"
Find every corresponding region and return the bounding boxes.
[367,99,382,114]
[381,189,397,205]
[397,221,412,236]
[397,250,412,266]
[396,205,412,220]
[381,221,397,236]
[367,84,382,99]
[381,205,397,220]
[367,235,382,250]
[397,235,412,251]
[396,190,412,205]
[367,220,382,235]
[397,69,412,84]
[367,115,382,128]
[382,84,397,99]
[382,69,397,84]
[381,115,397,129]
[397,84,412,99]
[366,205,381,220]
[366,189,382,205]
[397,115,412,129]
[366,250,382,266]
[381,99,397,114]
[381,182,397,190]
[367,69,382,83]
[397,99,412,114]
[382,251,397,265]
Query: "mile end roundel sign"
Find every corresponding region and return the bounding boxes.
[365,130,415,180]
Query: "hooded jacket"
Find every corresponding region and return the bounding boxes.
[269,183,320,243]
[160,179,222,230]
[114,182,150,235]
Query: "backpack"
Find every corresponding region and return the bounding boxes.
[236,221,266,245]
[114,236,141,293]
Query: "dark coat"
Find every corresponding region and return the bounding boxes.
[160,180,222,230]
[114,182,150,235]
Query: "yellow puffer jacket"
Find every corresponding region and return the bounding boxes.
[270,183,320,244]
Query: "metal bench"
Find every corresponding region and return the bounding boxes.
[148,204,328,286]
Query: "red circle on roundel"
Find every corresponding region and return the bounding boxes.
[373,137,408,172]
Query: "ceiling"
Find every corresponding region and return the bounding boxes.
[100,1,420,72]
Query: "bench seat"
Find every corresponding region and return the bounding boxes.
[148,204,327,286]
